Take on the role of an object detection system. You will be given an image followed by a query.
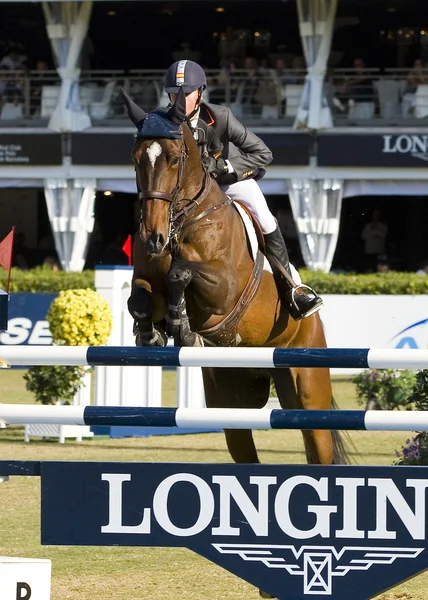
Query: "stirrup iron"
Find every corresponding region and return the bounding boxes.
[289,284,323,320]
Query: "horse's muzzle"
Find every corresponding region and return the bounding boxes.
[146,232,166,255]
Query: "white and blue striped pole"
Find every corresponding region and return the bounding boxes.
[1,405,428,431]
[2,346,428,368]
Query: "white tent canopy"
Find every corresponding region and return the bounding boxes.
[294,0,337,131]
[39,1,95,272]
[42,1,92,132]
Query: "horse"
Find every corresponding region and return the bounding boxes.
[123,87,349,597]
[123,87,348,433]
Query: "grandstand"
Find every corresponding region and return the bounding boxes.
[1,0,428,273]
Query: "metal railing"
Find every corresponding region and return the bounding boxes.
[1,68,428,126]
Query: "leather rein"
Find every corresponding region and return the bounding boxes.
[136,127,231,255]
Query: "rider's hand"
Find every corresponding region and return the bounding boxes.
[202,155,229,178]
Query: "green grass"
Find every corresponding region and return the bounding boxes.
[0,370,426,599]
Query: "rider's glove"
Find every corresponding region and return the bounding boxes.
[202,155,229,178]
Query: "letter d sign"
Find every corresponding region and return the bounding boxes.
[16,582,31,599]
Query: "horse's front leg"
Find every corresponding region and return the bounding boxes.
[166,258,238,346]
[166,260,203,347]
[127,286,167,347]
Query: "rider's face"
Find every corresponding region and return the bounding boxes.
[169,89,200,116]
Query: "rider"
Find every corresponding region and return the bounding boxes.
[164,60,323,321]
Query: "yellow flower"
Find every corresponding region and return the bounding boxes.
[47,289,113,346]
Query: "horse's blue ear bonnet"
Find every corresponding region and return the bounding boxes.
[136,110,182,140]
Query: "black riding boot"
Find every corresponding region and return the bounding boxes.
[264,226,323,321]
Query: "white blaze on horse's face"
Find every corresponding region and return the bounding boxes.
[146,142,162,169]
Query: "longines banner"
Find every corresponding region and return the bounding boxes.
[71,133,311,166]
[40,461,428,600]
[318,134,428,168]
[0,134,62,165]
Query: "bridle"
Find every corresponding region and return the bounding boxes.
[135,125,212,254]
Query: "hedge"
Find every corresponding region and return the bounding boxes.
[301,270,428,295]
[1,266,428,295]
[0,267,95,293]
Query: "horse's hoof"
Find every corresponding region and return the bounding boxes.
[259,591,275,599]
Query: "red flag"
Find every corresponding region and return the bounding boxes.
[0,227,15,293]
[122,235,132,266]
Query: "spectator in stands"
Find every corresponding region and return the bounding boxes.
[30,60,52,116]
[0,44,27,71]
[343,58,375,118]
[210,58,240,104]
[255,58,296,117]
[361,209,388,273]
[291,56,306,84]
[241,56,263,116]
[402,59,428,117]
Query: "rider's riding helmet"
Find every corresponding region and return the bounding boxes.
[165,60,207,95]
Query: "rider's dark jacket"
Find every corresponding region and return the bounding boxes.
[195,102,273,186]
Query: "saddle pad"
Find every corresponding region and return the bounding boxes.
[232,201,302,285]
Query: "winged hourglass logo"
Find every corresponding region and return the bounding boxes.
[213,544,424,595]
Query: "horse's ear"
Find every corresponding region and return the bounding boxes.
[120,88,147,126]
[167,87,187,125]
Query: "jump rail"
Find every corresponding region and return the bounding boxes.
[1,405,428,431]
[1,346,428,368]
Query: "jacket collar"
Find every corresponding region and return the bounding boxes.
[199,103,215,126]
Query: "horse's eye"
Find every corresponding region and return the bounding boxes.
[171,156,180,166]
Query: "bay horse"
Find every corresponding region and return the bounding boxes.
[123,88,349,469]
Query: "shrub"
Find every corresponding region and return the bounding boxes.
[47,288,112,346]
[301,270,428,295]
[0,267,95,292]
[395,370,428,466]
[351,369,416,411]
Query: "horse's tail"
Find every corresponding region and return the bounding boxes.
[331,396,358,465]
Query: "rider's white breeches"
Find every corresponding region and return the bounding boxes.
[220,179,277,234]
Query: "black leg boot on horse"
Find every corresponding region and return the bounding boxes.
[264,226,323,321]
[128,288,168,347]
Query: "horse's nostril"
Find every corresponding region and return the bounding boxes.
[147,233,165,254]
